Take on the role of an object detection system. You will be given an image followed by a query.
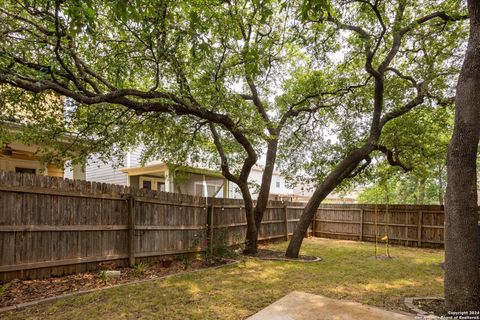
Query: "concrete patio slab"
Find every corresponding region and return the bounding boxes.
[247,291,414,320]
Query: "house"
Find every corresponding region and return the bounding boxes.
[0,121,84,179]
[0,92,88,179]
[65,146,362,202]
[66,147,299,199]
[65,148,229,198]
[243,166,296,201]
[0,140,63,177]
[121,162,229,198]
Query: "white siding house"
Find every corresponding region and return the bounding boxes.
[65,155,129,185]
[67,146,230,198]
[67,146,298,201]
[65,148,144,185]
[228,166,295,201]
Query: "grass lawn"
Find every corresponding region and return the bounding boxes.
[3,238,444,319]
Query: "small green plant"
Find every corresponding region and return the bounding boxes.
[0,283,10,296]
[173,254,191,270]
[99,270,108,285]
[190,232,212,262]
[212,228,237,259]
[183,258,191,270]
[133,262,147,275]
[191,233,203,248]
[190,228,238,264]
[173,254,184,261]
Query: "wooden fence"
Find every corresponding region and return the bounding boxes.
[0,172,451,281]
[314,203,446,248]
[0,172,309,281]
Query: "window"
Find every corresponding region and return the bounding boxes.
[15,167,36,174]
[207,185,217,196]
[139,176,165,191]
[276,179,281,188]
[142,180,152,190]
[194,183,223,197]
[195,183,207,196]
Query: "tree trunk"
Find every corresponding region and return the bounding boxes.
[254,139,279,229]
[244,214,258,254]
[444,0,480,311]
[238,182,258,255]
[417,177,427,204]
[438,164,444,205]
[411,178,419,204]
[286,145,373,258]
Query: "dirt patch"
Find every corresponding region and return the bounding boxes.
[249,249,321,262]
[0,257,229,308]
[413,298,446,316]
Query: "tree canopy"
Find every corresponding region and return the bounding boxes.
[0,0,337,253]
[282,0,467,257]
[1,0,477,312]
[357,105,453,205]
[0,0,469,255]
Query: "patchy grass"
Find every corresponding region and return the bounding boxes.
[3,238,444,319]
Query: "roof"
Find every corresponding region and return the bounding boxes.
[120,163,169,176]
[120,162,225,178]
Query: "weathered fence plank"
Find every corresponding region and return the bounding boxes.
[283,205,288,241]
[127,196,135,267]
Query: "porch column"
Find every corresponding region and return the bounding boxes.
[164,167,173,192]
[224,180,229,198]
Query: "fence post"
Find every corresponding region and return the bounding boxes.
[127,196,135,267]
[359,209,364,241]
[417,211,423,247]
[283,204,288,241]
[312,209,316,238]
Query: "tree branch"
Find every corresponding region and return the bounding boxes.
[379,84,426,129]
[323,12,379,78]
[279,77,372,127]
[375,145,411,172]
[386,67,418,86]
[239,94,254,101]
[379,8,468,73]
[399,11,468,36]
[347,155,372,178]
[245,73,275,134]
[209,123,241,184]
[0,74,251,140]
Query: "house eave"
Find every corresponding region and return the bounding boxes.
[120,163,169,176]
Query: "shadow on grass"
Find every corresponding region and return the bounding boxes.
[2,238,444,319]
